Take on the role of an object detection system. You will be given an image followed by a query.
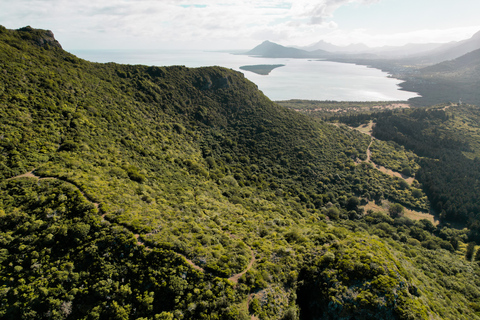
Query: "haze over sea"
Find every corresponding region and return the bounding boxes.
[72,49,419,101]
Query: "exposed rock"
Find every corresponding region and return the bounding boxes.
[195,74,232,90]
[17,26,62,49]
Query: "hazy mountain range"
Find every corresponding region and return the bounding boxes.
[244,30,480,107]
[246,30,480,64]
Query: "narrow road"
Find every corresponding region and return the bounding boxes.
[353,123,415,185]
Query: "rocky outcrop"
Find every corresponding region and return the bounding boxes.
[195,72,232,90]
[17,26,62,49]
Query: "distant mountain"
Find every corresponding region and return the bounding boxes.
[401,48,480,106]
[295,39,445,58]
[372,42,446,59]
[301,40,370,53]
[245,40,328,58]
[275,30,480,63]
[252,39,454,61]
[422,47,480,74]
[246,34,480,62]
[408,30,480,64]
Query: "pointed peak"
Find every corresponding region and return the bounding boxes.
[16,26,62,49]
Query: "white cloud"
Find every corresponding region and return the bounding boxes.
[0,0,478,50]
[289,0,379,25]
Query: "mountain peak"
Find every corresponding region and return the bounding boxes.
[246,40,327,58]
[15,25,63,49]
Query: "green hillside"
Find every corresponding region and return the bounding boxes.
[401,49,480,107]
[293,100,480,234]
[2,26,480,320]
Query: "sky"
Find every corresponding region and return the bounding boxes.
[1,0,480,51]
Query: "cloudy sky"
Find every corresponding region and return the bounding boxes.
[1,0,480,50]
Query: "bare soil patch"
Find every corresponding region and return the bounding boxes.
[354,120,374,136]
[363,200,438,225]
[372,103,410,110]
[374,164,415,185]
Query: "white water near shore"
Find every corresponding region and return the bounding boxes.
[72,49,419,101]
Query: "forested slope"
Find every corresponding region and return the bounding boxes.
[1,26,480,319]
[369,106,480,238]
[397,49,480,107]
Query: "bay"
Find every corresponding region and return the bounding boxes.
[71,49,419,101]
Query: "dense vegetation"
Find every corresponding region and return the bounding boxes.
[369,106,480,238]
[2,26,480,319]
[316,102,480,234]
[0,178,241,319]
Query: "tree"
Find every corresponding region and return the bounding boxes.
[474,246,480,262]
[346,196,360,212]
[388,203,404,218]
[466,242,476,261]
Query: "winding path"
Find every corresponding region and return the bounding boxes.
[7,169,255,281]
[353,121,415,185]
[366,139,373,163]
[229,247,255,284]
[351,123,437,223]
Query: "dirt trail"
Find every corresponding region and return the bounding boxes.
[182,256,205,272]
[374,163,415,185]
[366,139,373,162]
[7,170,37,179]
[366,139,415,185]
[8,169,256,280]
[356,120,374,137]
[9,169,103,211]
[134,233,205,272]
[7,170,208,269]
[228,247,255,284]
[352,122,415,185]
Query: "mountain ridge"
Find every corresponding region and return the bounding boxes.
[248,29,480,62]
[411,29,480,64]
[399,47,480,106]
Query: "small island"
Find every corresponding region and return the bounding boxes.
[239,64,285,75]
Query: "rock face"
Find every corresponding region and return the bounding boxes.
[17,26,62,49]
[195,71,233,90]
